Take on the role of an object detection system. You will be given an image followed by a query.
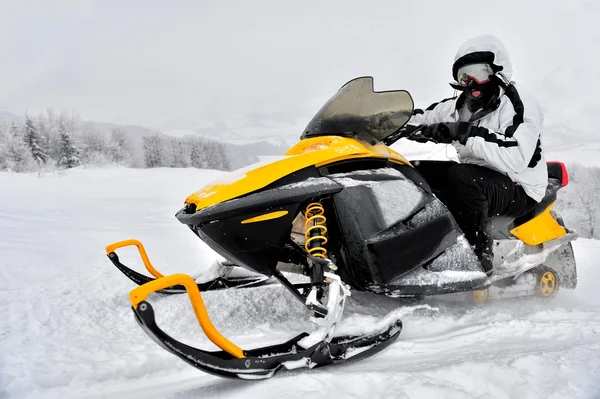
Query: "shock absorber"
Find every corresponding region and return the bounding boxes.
[303,202,329,300]
[302,201,347,319]
[304,202,328,259]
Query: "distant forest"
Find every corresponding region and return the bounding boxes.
[555,163,600,240]
[0,110,230,173]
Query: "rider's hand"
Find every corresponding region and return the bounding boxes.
[422,122,472,144]
[400,124,430,143]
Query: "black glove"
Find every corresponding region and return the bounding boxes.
[400,124,431,143]
[422,122,472,144]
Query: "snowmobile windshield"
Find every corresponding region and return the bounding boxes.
[301,76,414,142]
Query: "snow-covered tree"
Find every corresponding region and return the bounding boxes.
[24,115,48,165]
[2,123,35,172]
[78,126,115,166]
[202,140,230,171]
[213,142,230,171]
[143,135,165,167]
[189,137,207,168]
[169,138,191,168]
[0,125,7,166]
[39,108,61,160]
[107,128,129,165]
[57,120,80,168]
[560,164,600,239]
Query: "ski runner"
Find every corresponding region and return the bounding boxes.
[406,35,547,276]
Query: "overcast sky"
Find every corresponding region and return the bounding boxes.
[1,0,598,135]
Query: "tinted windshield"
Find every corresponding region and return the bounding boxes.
[301,77,413,142]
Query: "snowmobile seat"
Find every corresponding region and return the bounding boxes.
[513,177,560,225]
[492,162,567,235]
[491,177,560,236]
[511,160,568,226]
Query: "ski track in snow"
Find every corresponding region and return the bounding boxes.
[1,167,600,399]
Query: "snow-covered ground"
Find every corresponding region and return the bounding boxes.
[2,167,600,399]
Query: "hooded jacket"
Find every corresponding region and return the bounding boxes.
[409,35,547,202]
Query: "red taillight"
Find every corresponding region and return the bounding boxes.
[547,161,568,187]
[561,163,569,186]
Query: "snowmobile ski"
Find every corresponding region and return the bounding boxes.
[106,239,270,294]
[129,272,402,379]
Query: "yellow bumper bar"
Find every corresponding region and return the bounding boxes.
[129,273,245,359]
[105,239,164,279]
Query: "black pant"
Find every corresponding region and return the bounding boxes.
[414,161,537,262]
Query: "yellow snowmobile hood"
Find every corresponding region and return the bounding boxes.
[184,136,411,211]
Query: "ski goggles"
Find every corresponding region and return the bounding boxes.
[456,63,494,86]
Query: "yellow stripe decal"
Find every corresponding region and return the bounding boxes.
[241,210,289,224]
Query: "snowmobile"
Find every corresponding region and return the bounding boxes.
[105,76,577,379]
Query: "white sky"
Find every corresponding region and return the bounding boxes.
[1,0,598,135]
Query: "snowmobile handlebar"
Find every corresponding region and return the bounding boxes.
[383,124,439,146]
[129,273,246,359]
[397,124,440,144]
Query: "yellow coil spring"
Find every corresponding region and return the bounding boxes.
[304,202,328,259]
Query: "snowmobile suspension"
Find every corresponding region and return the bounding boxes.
[304,202,328,259]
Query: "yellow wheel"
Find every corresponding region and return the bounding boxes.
[538,269,558,298]
[473,288,489,304]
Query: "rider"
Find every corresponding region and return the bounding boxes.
[406,35,547,276]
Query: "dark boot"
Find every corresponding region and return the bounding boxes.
[478,248,494,276]
[474,221,494,276]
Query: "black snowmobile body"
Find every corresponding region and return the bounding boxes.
[175,158,488,296]
[176,77,489,298]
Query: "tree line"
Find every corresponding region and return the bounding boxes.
[0,110,230,173]
[555,163,600,240]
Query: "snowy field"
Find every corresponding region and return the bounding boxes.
[2,167,600,399]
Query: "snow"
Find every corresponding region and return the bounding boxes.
[274,177,339,191]
[390,269,486,290]
[2,167,600,399]
[408,200,447,227]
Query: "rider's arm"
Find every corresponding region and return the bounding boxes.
[408,97,457,126]
[462,86,543,173]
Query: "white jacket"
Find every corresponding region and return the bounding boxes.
[409,35,548,202]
